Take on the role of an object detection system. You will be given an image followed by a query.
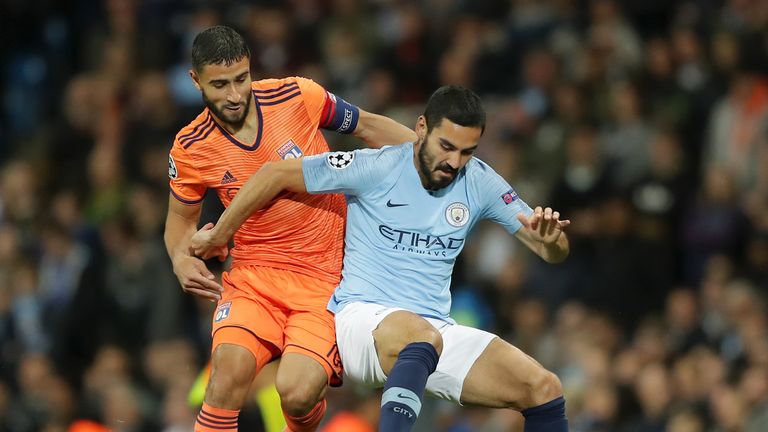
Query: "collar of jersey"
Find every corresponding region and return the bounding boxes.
[210,91,264,151]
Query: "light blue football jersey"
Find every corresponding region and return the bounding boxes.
[302,142,533,322]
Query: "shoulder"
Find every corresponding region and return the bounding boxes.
[250,77,298,91]
[357,141,411,166]
[462,157,515,201]
[251,76,323,93]
[464,156,498,180]
[173,111,214,149]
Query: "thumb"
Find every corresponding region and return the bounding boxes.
[516,213,531,229]
[218,247,229,262]
[201,222,215,231]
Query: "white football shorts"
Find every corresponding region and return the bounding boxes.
[334,301,497,403]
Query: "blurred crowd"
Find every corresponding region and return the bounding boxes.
[1,0,767,431]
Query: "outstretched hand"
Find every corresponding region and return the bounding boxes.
[190,222,229,261]
[516,206,570,245]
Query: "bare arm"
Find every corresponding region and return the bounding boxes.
[514,206,570,263]
[191,159,306,256]
[352,109,417,149]
[164,195,223,300]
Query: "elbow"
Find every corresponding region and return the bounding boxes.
[261,160,303,193]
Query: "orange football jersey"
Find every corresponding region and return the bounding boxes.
[169,77,347,285]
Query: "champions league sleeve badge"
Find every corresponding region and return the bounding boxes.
[326,151,355,169]
[168,155,178,179]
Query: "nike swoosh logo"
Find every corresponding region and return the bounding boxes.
[398,393,418,402]
[386,199,408,207]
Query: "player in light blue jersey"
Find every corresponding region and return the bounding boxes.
[191,86,571,432]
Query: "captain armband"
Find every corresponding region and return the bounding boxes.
[319,91,360,134]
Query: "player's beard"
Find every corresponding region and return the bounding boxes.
[417,137,458,190]
[203,91,251,129]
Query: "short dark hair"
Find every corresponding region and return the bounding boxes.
[423,86,486,134]
[191,26,251,71]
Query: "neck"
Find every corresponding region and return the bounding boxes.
[412,143,431,189]
[217,97,257,134]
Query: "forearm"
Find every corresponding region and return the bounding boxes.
[211,163,295,242]
[164,213,199,265]
[354,110,417,149]
[540,233,569,264]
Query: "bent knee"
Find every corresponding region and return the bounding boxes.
[388,327,443,358]
[207,345,258,405]
[525,370,563,408]
[416,328,443,356]
[277,384,325,417]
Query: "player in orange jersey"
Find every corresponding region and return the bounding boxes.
[163,26,416,432]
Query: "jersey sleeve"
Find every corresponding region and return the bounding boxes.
[296,77,359,134]
[301,147,396,196]
[168,143,206,205]
[472,160,533,234]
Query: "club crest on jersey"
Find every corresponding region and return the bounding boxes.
[326,151,354,169]
[277,140,304,160]
[501,189,518,204]
[168,155,177,179]
[215,302,231,323]
[446,202,470,227]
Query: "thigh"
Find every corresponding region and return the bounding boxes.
[422,321,496,403]
[459,337,546,409]
[274,352,329,401]
[217,267,287,350]
[283,306,343,386]
[334,302,405,387]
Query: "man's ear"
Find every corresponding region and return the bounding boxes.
[189,69,202,91]
[415,115,427,141]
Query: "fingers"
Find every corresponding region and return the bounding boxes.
[547,210,560,236]
[217,246,229,262]
[531,206,543,230]
[199,248,228,261]
[201,222,215,231]
[538,207,553,235]
[189,274,223,292]
[183,286,221,302]
[526,206,571,240]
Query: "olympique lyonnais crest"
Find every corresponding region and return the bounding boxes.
[168,155,178,179]
[327,151,355,169]
[446,202,470,227]
[215,302,231,323]
[277,140,304,160]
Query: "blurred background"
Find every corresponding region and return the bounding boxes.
[0,0,767,431]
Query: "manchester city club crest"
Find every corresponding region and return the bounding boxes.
[445,202,470,227]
